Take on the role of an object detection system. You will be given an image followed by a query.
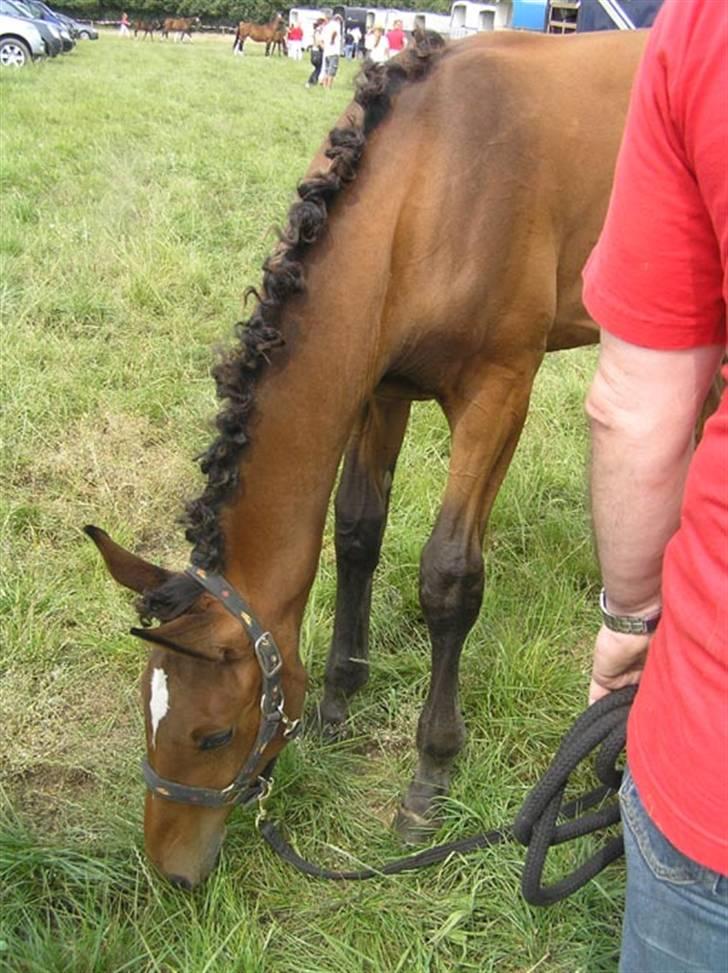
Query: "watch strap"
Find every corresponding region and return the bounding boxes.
[599,588,661,635]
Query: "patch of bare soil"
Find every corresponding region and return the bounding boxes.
[9,409,196,556]
[1,662,140,837]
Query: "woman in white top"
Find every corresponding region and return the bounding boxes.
[368,26,389,64]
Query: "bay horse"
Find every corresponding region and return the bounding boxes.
[87,30,649,888]
[265,26,288,57]
[160,16,199,41]
[134,19,161,40]
[232,13,282,55]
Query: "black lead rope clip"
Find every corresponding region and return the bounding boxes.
[258,686,637,907]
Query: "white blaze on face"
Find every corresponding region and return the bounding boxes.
[149,667,169,749]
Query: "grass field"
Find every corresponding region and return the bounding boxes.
[1,32,621,973]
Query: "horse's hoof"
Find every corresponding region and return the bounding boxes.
[393,804,440,845]
[320,718,349,743]
[305,703,350,743]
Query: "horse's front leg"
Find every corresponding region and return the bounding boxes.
[395,353,543,841]
[317,390,412,737]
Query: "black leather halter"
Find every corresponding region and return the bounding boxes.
[141,565,301,809]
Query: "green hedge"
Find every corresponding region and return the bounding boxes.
[56,0,451,25]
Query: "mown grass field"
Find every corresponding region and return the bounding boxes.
[1,31,621,973]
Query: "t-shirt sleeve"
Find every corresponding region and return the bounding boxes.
[583,1,726,350]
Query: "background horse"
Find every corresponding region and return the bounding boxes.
[232,13,282,55]
[265,26,287,57]
[161,16,199,41]
[134,19,161,40]
[89,30,648,888]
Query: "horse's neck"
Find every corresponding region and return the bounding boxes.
[219,297,376,634]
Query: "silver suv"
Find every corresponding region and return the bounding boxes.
[0,11,44,64]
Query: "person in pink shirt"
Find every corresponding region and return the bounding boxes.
[386,19,405,56]
[287,23,303,61]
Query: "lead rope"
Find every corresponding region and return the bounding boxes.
[256,686,635,906]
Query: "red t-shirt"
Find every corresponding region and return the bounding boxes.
[387,27,405,52]
[583,0,728,875]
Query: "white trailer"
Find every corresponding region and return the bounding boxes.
[365,8,450,36]
[365,8,393,30]
[412,11,452,36]
[380,9,418,30]
[288,7,325,49]
[449,1,513,38]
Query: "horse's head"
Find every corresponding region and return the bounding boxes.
[85,526,306,888]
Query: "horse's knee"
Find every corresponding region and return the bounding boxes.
[334,474,389,574]
[419,540,484,637]
[334,509,385,574]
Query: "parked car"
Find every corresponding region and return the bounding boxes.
[0,11,44,64]
[71,18,97,39]
[16,0,74,49]
[0,0,62,55]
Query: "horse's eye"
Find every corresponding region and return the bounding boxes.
[199,728,234,751]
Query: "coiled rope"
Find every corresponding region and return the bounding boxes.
[258,686,635,906]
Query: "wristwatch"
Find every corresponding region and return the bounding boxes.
[599,588,662,635]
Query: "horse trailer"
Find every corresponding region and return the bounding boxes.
[412,11,451,36]
[288,7,325,48]
[447,0,662,36]
[449,1,513,38]
[331,6,450,39]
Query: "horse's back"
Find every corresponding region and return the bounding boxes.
[311,31,648,362]
[165,17,190,32]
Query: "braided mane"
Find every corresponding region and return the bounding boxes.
[141,34,447,621]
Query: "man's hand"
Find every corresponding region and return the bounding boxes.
[589,625,651,704]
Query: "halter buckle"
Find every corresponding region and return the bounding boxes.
[255,632,283,677]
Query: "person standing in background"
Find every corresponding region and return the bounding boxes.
[367,25,388,64]
[321,13,342,90]
[119,12,130,36]
[287,22,303,61]
[305,17,325,88]
[386,19,405,57]
[349,24,362,59]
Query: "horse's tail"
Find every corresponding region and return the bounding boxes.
[185,31,450,568]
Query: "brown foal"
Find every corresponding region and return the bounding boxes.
[88,30,648,887]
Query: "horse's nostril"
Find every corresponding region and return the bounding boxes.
[168,873,194,891]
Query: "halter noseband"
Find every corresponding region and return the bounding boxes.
[141,565,301,809]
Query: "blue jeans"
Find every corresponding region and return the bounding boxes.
[619,767,728,972]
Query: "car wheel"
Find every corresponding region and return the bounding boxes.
[79,30,90,39]
[0,37,31,66]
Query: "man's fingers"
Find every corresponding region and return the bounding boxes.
[589,677,611,705]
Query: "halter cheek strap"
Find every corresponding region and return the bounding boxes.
[140,566,301,808]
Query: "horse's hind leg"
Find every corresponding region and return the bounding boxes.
[317,391,412,737]
[395,352,543,842]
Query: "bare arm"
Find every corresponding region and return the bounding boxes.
[586,329,722,701]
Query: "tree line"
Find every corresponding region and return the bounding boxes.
[57,0,452,26]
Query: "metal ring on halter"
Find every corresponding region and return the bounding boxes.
[255,775,275,827]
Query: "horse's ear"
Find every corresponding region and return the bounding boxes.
[84,525,171,594]
[130,607,246,662]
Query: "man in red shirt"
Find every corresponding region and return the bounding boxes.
[583,1,727,968]
[386,19,405,56]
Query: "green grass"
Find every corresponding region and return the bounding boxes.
[1,33,621,973]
